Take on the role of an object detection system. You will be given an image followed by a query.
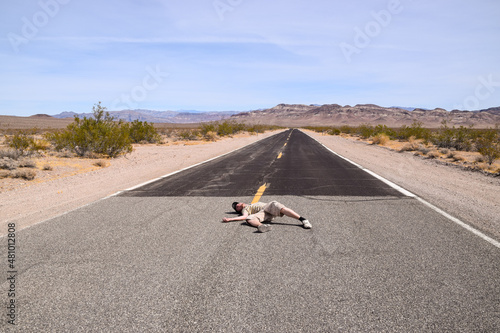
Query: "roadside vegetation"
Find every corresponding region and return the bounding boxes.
[0,103,279,183]
[305,121,500,175]
[171,121,280,142]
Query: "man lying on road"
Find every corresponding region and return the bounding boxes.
[222,200,312,233]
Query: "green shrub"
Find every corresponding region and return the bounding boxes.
[432,121,478,151]
[207,120,245,137]
[44,131,69,152]
[45,102,132,158]
[6,131,50,156]
[475,129,500,165]
[452,126,475,151]
[304,126,331,133]
[328,128,341,135]
[372,125,396,138]
[246,125,263,134]
[127,120,161,144]
[199,122,220,140]
[200,122,217,136]
[216,120,234,137]
[7,132,34,155]
[339,125,355,134]
[177,129,200,141]
[397,121,431,142]
[356,124,375,139]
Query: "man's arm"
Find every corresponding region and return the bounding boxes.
[222,212,248,223]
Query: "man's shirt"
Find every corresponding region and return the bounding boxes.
[242,202,266,216]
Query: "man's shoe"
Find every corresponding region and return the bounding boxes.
[302,219,312,229]
[258,224,272,233]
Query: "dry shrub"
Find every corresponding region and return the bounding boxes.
[17,158,36,168]
[43,164,53,171]
[418,147,431,155]
[0,149,20,160]
[12,169,36,180]
[0,158,17,170]
[371,134,390,146]
[475,155,486,164]
[204,131,218,142]
[399,136,422,152]
[475,163,490,172]
[426,150,440,159]
[94,160,110,168]
[0,170,10,179]
[448,152,465,162]
[56,149,74,158]
[83,151,100,159]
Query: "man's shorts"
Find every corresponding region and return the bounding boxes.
[247,201,285,222]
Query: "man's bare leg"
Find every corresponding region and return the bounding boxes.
[246,218,261,228]
[280,207,312,229]
[246,218,272,233]
[280,207,300,219]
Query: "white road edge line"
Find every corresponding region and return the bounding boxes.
[3,130,286,238]
[304,130,500,249]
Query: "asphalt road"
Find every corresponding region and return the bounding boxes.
[2,129,499,332]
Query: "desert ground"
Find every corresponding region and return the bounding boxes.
[1,129,499,242]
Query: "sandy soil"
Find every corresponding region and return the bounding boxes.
[1,129,499,242]
[306,130,500,241]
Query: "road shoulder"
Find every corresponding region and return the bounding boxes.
[306,130,500,241]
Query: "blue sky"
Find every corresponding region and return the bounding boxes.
[1,0,499,116]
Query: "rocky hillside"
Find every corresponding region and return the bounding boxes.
[230,104,500,128]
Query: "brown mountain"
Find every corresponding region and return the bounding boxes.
[230,104,500,128]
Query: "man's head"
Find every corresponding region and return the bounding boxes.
[232,202,245,213]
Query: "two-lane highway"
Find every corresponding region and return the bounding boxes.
[121,129,402,198]
[2,129,499,332]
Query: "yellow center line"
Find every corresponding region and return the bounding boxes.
[277,152,283,159]
[251,183,267,204]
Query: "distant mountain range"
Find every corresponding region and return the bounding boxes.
[52,109,239,123]
[229,104,500,128]
[47,104,500,128]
